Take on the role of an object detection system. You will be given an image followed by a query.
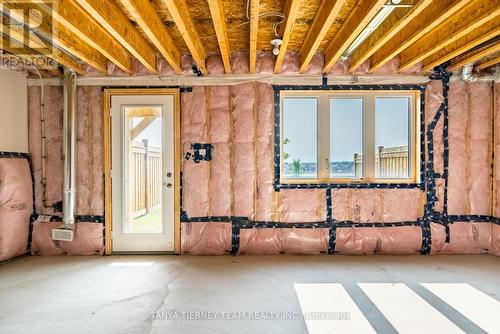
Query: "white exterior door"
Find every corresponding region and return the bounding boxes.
[111,95,174,252]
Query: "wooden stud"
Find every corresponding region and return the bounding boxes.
[274,0,302,74]
[476,55,500,70]
[130,117,156,140]
[422,22,500,72]
[348,0,433,72]
[206,0,231,74]
[160,0,207,75]
[75,0,157,74]
[249,0,260,73]
[323,0,387,74]
[45,0,133,73]
[448,42,500,72]
[119,0,182,74]
[299,0,345,74]
[399,0,500,72]
[369,0,470,73]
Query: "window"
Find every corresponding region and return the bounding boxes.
[280,91,419,183]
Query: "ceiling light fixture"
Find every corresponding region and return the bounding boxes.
[271,36,283,56]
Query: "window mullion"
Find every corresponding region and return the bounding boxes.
[364,95,375,181]
[317,94,330,180]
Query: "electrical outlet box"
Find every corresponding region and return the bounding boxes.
[52,227,74,242]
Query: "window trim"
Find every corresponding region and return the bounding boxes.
[278,89,421,185]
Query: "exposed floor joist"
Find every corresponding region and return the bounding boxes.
[421,23,500,72]
[206,0,231,73]
[298,0,345,74]
[3,2,107,73]
[323,0,387,74]
[399,0,500,72]
[448,42,500,72]
[46,0,133,73]
[348,0,433,72]
[161,0,207,75]
[368,0,470,73]
[75,0,157,74]
[274,0,302,74]
[118,0,182,74]
[476,55,500,70]
[248,0,260,73]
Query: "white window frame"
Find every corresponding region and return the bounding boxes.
[279,90,420,184]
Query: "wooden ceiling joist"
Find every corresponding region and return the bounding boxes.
[161,0,207,75]
[421,22,500,72]
[274,0,302,74]
[206,0,231,73]
[398,0,500,72]
[369,0,470,73]
[0,24,84,74]
[298,0,345,74]
[448,42,500,72]
[476,55,500,70]
[75,0,157,74]
[248,0,260,73]
[323,0,387,74]
[348,0,433,72]
[118,0,181,74]
[3,2,107,73]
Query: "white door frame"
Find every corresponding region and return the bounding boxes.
[103,89,181,254]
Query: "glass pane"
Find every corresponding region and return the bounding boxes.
[375,97,410,179]
[123,106,163,233]
[282,98,317,179]
[330,98,363,178]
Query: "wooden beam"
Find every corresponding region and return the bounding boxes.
[206,0,231,73]
[274,0,302,73]
[0,23,84,73]
[399,0,500,72]
[119,0,182,74]
[448,42,500,72]
[74,0,157,74]
[130,116,156,140]
[369,0,470,73]
[348,0,433,72]
[160,0,206,75]
[4,2,107,73]
[298,0,345,74]
[476,55,500,70]
[421,22,500,72]
[125,107,160,118]
[45,0,133,73]
[248,0,259,73]
[323,0,387,74]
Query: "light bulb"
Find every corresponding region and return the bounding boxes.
[273,45,280,56]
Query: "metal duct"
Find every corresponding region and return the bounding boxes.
[62,71,77,228]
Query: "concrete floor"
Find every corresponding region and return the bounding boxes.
[0,255,499,334]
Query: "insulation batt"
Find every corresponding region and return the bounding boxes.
[431,222,491,254]
[0,159,32,262]
[31,221,104,255]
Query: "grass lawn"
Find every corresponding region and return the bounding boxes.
[129,206,162,233]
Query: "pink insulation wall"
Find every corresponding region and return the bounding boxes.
[19,52,499,257]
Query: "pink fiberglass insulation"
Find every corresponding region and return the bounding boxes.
[496,83,500,218]
[425,80,444,174]
[468,83,492,215]
[209,84,231,216]
[181,55,194,74]
[371,57,399,74]
[76,87,104,216]
[30,221,104,255]
[329,59,349,75]
[131,58,151,76]
[352,59,371,74]
[256,52,275,74]
[255,83,275,221]
[279,189,326,222]
[336,227,422,255]
[0,158,33,262]
[157,56,176,76]
[231,83,256,217]
[447,81,468,214]
[351,190,382,223]
[332,189,351,221]
[238,229,328,254]
[431,222,491,254]
[231,53,249,74]
[182,87,209,217]
[28,86,63,215]
[106,61,128,76]
[382,189,422,222]
[492,224,500,256]
[180,222,231,255]
[280,52,300,73]
[239,229,282,254]
[207,55,225,75]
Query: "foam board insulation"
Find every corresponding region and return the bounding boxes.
[15,52,500,257]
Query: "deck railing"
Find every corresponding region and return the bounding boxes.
[354,145,409,178]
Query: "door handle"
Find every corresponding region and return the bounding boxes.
[165,183,172,188]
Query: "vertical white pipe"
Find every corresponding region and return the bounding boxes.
[62,71,77,227]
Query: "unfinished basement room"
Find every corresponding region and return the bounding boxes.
[0,0,499,333]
